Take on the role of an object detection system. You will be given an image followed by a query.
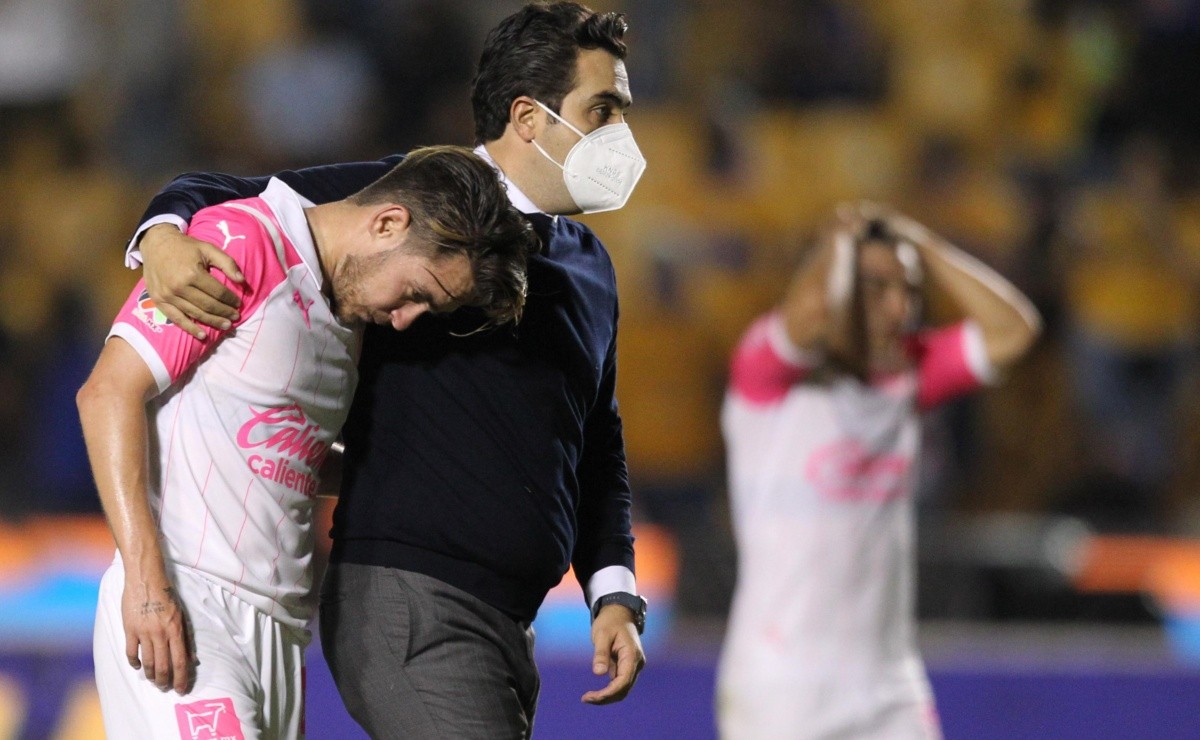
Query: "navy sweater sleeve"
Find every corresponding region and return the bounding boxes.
[133,156,404,234]
[571,269,636,594]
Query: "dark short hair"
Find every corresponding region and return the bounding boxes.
[471,2,629,144]
[862,218,893,244]
[350,145,537,326]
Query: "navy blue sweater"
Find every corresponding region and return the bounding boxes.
[137,157,635,622]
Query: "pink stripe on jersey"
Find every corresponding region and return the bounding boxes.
[282,335,302,395]
[229,479,256,598]
[156,395,186,525]
[908,322,985,410]
[729,313,812,405]
[239,299,271,373]
[266,505,290,616]
[191,461,215,568]
[309,328,334,404]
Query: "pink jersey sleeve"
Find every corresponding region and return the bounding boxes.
[727,312,818,405]
[107,200,294,394]
[909,321,997,411]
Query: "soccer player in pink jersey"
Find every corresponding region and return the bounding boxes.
[76,146,535,739]
[717,203,1041,739]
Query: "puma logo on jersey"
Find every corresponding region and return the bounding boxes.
[217,220,247,252]
[293,290,314,329]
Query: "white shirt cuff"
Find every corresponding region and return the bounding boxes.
[107,325,172,395]
[125,215,189,268]
[585,565,638,608]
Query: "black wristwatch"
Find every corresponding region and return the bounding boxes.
[591,592,648,634]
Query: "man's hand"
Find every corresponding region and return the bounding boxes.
[141,224,244,340]
[581,603,646,705]
[121,567,195,694]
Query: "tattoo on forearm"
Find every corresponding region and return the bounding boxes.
[140,601,168,616]
[139,586,178,617]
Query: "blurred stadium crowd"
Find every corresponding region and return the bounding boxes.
[1,0,1199,624]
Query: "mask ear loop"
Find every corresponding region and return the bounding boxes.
[531,100,586,177]
[531,138,568,173]
[535,100,588,139]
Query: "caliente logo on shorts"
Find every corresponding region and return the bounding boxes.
[237,403,330,497]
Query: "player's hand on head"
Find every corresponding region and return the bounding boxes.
[852,199,890,223]
[581,604,646,705]
[816,209,869,380]
[141,224,244,341]
[834,201,870,237]
[855,201,932,246]
[120,569,196,694]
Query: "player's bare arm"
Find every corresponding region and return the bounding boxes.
[874,205,1043,371]
[581,604,646,705]
[780,235,835,351]
[140,223,245,341]
[77,338,196,695]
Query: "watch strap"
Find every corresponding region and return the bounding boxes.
[591,592,647,634]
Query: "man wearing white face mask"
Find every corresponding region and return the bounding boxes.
[116,3,647,737]
[529,100,647,214]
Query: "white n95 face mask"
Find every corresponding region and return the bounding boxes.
[532,100,647,214]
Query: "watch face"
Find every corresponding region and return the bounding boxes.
[631,596,647,617]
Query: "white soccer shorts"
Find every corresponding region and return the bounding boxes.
[94,559,310,739]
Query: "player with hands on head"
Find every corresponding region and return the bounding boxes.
[79,146,533,739]
[717,202,1041,739]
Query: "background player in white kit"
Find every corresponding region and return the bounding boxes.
[717,203,1041,739]
[76,146,534,739]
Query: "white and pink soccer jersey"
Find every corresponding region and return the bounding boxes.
[716,312,994,740]
[107,177,359,629]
